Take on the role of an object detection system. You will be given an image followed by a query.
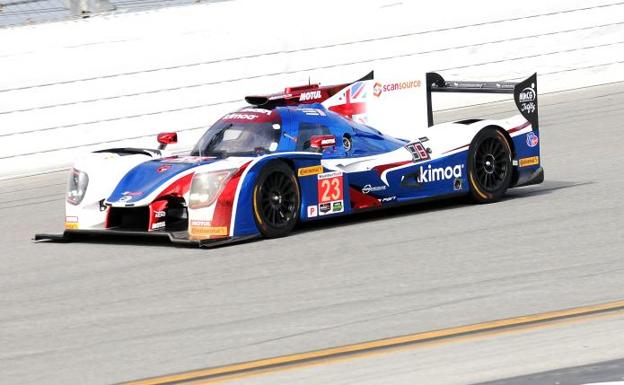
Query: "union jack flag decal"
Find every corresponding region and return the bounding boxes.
[328,81,369,123]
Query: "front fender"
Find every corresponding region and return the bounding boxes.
[65,150,159,230]
[230,152,323,237]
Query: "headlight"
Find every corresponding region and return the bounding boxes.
[67,168,89,205]
[189,169,236,209]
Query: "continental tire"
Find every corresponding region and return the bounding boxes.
[467,128,513,203]
[252,161,301,238]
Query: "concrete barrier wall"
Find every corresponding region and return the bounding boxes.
[1,0,623,178]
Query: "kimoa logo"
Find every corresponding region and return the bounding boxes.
[418,164,463,183]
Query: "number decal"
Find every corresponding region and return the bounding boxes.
[317,171,344,203]
[414,143,429,159]
[405,141,430,162]
[330,178,341,200]
[320,179,331,202]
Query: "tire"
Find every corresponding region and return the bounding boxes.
[467,128,513,203]
[252,161,301,238]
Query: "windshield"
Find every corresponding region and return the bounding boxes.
[191,109,282,157]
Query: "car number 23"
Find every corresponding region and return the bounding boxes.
[317,172,343,203]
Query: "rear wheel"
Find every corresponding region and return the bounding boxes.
[252,161,300,238]
[468,128,513,203]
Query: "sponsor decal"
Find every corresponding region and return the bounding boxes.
[519,156,540,167]
[157,164,172,173]
[307,205,318,218]
[382,79,421,93]
[152,222,166,230]
[298,165,324,177]
[164,156,214,164]
[519,87,536,103]
[189,220,228,236]
[380,196,396,203]
[518,83,537,116]
[154,210,166,218]
[118,191,143,203]
[362,184,387,194]
[299,90,322,101]
[319,200,344,216]
[418,164,464,183]
[240,108,272,115]
[318,171,344,205]
[270,93,291,100]
[222,113,259,120]
[405,141,430,162]
[64,216,79,229]
[373,79,421,97]
[301,108,327,116]
[222,108,272,121]
[521,102,536,114]
[373,82,383,97]
[190,220,211,227]
[526,132,539,147]
[318,171,343,180]
[191,227,228,236]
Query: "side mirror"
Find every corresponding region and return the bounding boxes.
[157,132,178,150]
[307,135,336,152]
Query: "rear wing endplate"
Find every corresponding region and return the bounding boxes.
[426,72,539,130]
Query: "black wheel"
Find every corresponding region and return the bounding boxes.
[467,128,513,203]
[252,161,301,238]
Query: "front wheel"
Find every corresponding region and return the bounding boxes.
[252,161,301,238]
[467,128,513,203]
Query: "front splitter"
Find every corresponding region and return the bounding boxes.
[34,229,259,248]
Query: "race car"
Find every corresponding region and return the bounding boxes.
[35,70,543,247]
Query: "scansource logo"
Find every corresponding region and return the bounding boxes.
[374,79,422,97]
[418,164,463,183]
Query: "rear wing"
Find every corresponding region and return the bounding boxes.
[426,72,539,131]
[245,72,375,108]
[245,71,538,141]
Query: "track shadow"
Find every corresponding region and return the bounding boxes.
[35,233,189,248]
[34,232,265,250]
[505,180,593,199]
[295,180,591,234]
[35,180,589,249]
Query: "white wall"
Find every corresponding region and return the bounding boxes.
[1,0,623,178]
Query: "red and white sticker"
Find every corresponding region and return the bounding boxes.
[307,205,318,218]
[317,171,343,204]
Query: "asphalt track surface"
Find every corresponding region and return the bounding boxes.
[1,82,624,384]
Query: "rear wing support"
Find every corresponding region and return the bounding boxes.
[425,72,539,130]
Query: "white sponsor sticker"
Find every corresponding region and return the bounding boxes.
[317,170,343,180]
